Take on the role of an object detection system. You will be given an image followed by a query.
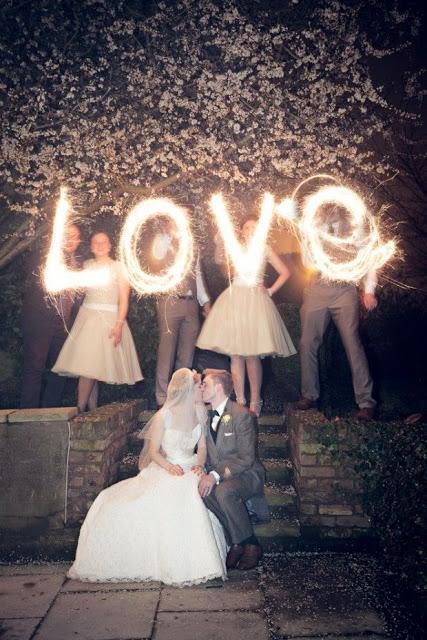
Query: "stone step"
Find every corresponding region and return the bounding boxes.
[264,459,293,485]
[127,429,289,460]
[255,515,301,550]
[264,483,297,515]
[258,432,289,459]
[255,516,300,539]
[137,411,286,434]
[257,414,285,427]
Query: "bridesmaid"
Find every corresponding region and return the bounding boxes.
[53,230,143,412]
[197,217,296,416]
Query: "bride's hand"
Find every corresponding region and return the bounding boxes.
[167,464,184,476]
[191,465,204,476]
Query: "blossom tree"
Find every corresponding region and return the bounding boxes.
[0,0,423,270]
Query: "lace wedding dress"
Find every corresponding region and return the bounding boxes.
[68,410,227,586]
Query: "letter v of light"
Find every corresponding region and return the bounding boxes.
[209,193,275,286]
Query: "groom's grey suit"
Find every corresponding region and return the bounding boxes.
[204,399,266,545]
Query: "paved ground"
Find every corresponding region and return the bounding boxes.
[0,553,420,640]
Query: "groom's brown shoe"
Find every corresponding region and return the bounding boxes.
[238,544,262,570]
[356,407,375,420]
[296,397,318,411]
[226,544,244,569]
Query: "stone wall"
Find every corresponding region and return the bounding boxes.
[67,400,144,525]
[287,405,371,539]
[0,401,144,542]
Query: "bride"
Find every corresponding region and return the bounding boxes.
[68,368,227,586]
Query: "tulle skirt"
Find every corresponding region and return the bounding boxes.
[67,459,227,586]
[53,306,143,384]
[197,284,297,358]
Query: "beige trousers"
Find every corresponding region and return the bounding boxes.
[300,280,376,409]
[155,297,200,405]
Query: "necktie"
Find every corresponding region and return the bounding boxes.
[209,409,219,443]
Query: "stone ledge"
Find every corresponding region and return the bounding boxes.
[8,407,78,422]
[0,409,14,423]
[0,400,145,540]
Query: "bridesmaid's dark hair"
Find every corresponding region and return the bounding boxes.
[89,228,112,244]
[88,228,115,258]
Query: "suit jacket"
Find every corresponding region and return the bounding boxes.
[22,246,83,333]
[206,399,265,486]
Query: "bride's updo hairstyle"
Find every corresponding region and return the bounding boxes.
[138,368,206,470]
[165,368,195,404]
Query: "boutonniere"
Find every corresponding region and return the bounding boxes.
[222,414,231,424]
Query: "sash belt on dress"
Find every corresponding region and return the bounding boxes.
[82,302,118,312]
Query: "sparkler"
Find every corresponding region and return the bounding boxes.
[118,198,194,295]
[43,187,110,293]
[210,192,275,285]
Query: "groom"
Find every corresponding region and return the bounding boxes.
[198,369,265,570]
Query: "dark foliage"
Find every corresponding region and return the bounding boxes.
[319,419,427,598]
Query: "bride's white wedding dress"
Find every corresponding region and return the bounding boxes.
[68,410,227,586]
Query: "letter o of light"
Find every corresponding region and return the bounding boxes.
[118,198,194,295]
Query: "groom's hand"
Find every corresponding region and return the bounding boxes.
[198,473,216,498]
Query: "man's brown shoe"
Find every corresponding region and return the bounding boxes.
[296,397,318,411]
[356,407,375,420]
[226,544,244,569]
[238,544,262,570]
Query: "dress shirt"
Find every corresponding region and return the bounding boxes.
[209,396,229,485]
[152,233,209,305]
[210,397,228,431]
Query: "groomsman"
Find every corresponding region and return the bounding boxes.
[152,223,211,407]
[20,224,82,408]
[297,211,378,419]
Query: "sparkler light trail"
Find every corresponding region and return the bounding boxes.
[118,198,194,295]
[44,178,396,296]
[43,187,110,293]
[275,197,297,222]
[210,192,275,285]
[297,185,396,282]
